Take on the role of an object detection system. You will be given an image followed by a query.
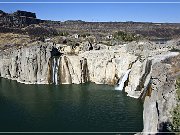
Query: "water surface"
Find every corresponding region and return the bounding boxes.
[0,78,143,132]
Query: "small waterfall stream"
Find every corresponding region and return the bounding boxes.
[115,69,131,91]
[52,57,60,85]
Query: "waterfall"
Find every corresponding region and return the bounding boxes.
[115,69,131,91]
[52,57,60,85]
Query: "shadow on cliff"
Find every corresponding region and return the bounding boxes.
[157,122,175,135]
[50,47,62,57]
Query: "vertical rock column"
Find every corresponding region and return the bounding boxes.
[80,58,89,83]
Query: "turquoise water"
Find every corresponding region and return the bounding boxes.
[0,78,143,132]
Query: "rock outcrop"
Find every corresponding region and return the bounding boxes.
[0,42,52,84]
[0,42,141,87]
[0,39,179,98]
[0,10,42,28]
[142,53,180,134]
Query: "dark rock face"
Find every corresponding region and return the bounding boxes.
[82,42,103,51]
[0,10,6,16]
[0,10,43,28]
[93,44,100,50]
[51,47,62,57]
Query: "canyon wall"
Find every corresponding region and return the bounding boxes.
[0,41,152,97]
[0,42,52,84]
[142,53,180,134]
[0,10,42,28]
[0,41,179,134]
[0,43,139,86]
[0,42,179,100]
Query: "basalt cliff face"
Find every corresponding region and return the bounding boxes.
[0,40,179,134]
[0,42,139,86]
[0,40,179,94]
[143,54,180,134]
[0,42,51,84]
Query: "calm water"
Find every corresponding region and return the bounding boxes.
[0,78,143,132]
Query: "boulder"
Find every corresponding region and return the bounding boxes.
[82,41,93,51]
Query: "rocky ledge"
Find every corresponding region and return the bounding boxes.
[143,53,180,134]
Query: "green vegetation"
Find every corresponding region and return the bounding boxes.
[80,33,91,38]
[59,31,69,36]
[25,25,59,37]
[171,76,180,132]
[172,105,180,132]
[113,31,140,42]
[0,33,32,50]
[67,41,79,49]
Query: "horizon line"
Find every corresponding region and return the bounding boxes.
[1,10,180,23]
[1,1,180,4]
[0,132,180,133]
[46,20,180,23]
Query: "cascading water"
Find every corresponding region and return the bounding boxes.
[52,57,60,85]
[115,69,131,91]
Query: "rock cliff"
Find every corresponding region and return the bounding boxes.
[0,39,179,134]
[0,42,52,84]
[0,42,139,86]
[0,10,42,28]
[142,53,180,134]
[0,9,180,134]
[0,41,179,94]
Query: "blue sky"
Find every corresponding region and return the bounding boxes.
[0,0,180,22]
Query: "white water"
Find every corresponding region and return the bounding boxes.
[52,57,60,85]
[52,58,55,83]
[115,69,131,91]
